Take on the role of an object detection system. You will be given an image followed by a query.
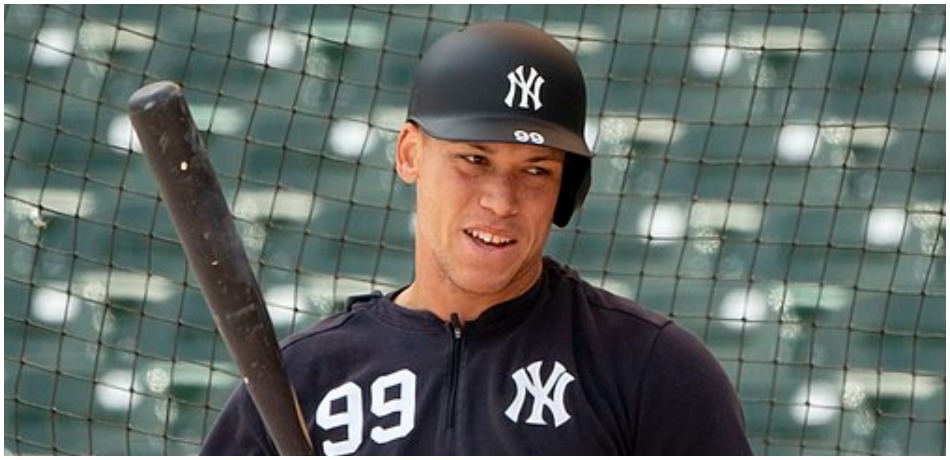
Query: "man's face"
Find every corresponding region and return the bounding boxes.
[396,124,565,305]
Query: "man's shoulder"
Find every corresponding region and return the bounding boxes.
[543,257,671,331]
[278,291,387,352]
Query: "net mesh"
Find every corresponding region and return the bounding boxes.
[4,4,945,455]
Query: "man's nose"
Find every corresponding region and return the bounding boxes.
[479,174,520,217]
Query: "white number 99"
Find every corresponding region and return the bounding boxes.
[513,130,545,144]
[315,369,417,455]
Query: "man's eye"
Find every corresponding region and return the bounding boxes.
[460,154,486,165]
[526,167,550,176]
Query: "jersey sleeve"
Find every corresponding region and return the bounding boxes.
[199,382,279,456]
[632,322,753,455]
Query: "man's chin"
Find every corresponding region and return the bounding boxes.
[449,265,538,300]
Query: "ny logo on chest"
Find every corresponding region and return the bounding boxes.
[505,360,575,427]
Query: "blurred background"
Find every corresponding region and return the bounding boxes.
[4,4,945,455]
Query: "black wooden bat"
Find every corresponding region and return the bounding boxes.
[128,81,314,456]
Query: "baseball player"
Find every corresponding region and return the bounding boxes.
[201,21,752,455]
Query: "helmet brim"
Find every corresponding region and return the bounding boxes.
[410,115,592,160]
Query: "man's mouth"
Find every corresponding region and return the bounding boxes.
[465,229,515,247]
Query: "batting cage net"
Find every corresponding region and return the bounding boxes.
[4,4,945,455]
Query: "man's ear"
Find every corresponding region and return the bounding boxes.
[396,122,422,184]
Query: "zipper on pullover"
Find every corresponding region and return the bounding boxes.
[446,313,463,429]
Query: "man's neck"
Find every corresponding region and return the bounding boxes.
[392,282,495,322]
[393,269,542,322]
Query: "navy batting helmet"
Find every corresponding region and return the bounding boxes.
[407,22,592,227]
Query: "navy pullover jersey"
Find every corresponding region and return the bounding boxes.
[201,258,752,455]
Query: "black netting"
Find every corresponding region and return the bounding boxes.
[4,4,945,455]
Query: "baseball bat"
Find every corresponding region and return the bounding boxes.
[128,81,314,456]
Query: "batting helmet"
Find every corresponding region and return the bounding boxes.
[407,21,592,227]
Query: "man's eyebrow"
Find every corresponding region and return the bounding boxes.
[467,143,493,154]
[468,143,564,162]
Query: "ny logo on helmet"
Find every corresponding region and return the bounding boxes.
[505,65,545,111]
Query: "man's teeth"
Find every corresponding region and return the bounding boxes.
[468,229,512,245]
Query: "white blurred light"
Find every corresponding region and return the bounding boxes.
[107,115,142,153]
[584,118,599,151]
[79,22,154,52]
[718,287,769,330]
[5,103,19,133]
[265,284,303,327]
[248,30,296,69]
[31,287,81,325]
[691,34,741,77]
[790,382,840,425]
[189,105,245,135]
[233,189,315,222]
[777,124,820,163]
[144,367,171,394]
[912,38,946,79]
[95,370,141,411]
[638,203,688,242]
[328,119,375,158]
[866,208,906,247]
[33,27,75,66]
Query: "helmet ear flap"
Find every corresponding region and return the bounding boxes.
[553,155,591,227]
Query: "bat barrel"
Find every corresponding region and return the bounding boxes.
[128,81,314,456]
